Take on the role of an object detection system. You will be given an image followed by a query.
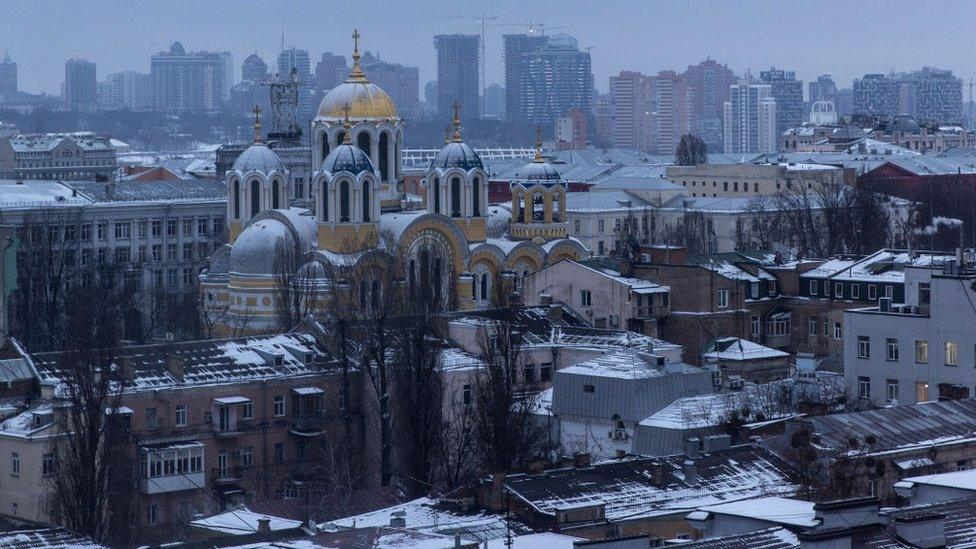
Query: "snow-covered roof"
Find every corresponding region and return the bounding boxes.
[565,190,652,212]
[640,380,794,430]
[324,497,530,543]
[0,528,107,549]
[900,469,976,492]
[673,526,799,548]
[504,446,796,522]
[558,349,693,380]
[695,497,817,527]
[484,533,583,549]
[801,249,955,282]
[190,508,302,535]
[702,337,789,362]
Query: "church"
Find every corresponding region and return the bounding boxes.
[201,30,588,335]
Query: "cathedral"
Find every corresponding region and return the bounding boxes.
[201,30,587,335]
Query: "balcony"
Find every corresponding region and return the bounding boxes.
[140,472,205,494]
[631,305,669,319]
[211,465,246,484]
[212,419,253,438]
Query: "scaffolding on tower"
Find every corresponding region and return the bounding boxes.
[265,67,303,147]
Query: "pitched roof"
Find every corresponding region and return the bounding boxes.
[504,445,796,522]
[0,528,107,549]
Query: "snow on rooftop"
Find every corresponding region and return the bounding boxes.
[558,350,669,380]
[696,497,817,527]
[901,469,976,491]
[702,338,789,362]
[190,508,302,535]
[484,533,583,549]
[640,381,793,430]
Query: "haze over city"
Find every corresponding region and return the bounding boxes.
[6,0,976,94]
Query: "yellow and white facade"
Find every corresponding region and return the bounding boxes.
[201,31,587,335]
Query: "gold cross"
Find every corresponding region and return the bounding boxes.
[352,29,360,54]
[452,101,460,121]
[252,104,262,142]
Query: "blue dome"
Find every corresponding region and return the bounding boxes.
[320,143,376,175]
[430,141,483,171]
[515,160,562,182]
[233,142,285,173]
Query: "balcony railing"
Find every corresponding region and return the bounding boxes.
[211,465,246,483]
[291,414,326,432]
[632,305,669,319]
[212,419,254,438]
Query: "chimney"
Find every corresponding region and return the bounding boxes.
[166,355,185,383]
[489,472,506,512]
[892,511,945,548]
[703,434,732,454]
[540,293,553,306]
[683,437,701,458]
[389,510,406,528]
[40,380,57,400]
[649,461,667,488]
[573,452,591,468]
[547,304,563,323]
[682,459,697,484]
[257,518,271,534]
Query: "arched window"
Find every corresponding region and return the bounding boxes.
[378,132,390,181]
[321,181,329,221]
[250,180,260,217]
[552,191,561,222]
[480,272,488,301]
[357,132,371,158]
[362,180,371,222]
[433,257,442,303]
[450,177,461,217]
[371,279,379,307]
[395,138,402,179]
[321,136,330,163]
[472,177,481,217]
[359,280,367,309]
[232,180,240,219]
[432,177,440,213]
[272,179,281,209]
[533,193,544,222]
[335,131,346,146]
[339,180,350,222]
[408,259,416,296]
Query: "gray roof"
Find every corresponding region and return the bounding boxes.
[68,179,226,203]
[592,175,683,192]
[566,190,651,211]
[0,359,32,383]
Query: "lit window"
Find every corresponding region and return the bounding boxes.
[717,289,729,308]
[946,341,959,366]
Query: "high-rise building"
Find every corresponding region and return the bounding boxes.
[760,68,803,137]
[682,58,736,152]
[834,88,854,117]
[724,83,776,154]
[105,71,152,110]
[313,52,346,91]
[150,42,228,112]
[593,94,613,148]
[424,80,438,115]
[650,70,695,155]
[555,107,587,150]
[434,34,480,121]
[241,53,268,83]
[853,74,903,118]
[360,51,420,118]
[503,33,547,122]
[483,83,505,119]
[218,52,233,102]
[518,34,593,125]
[808,73,837,104]
[277,47,312,119]
[64,58,97,111]
[0,53,17,99]
[610,71,653,151]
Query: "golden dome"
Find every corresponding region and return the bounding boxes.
[315,29,398,120]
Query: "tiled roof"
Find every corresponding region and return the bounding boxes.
[0,528,107,549]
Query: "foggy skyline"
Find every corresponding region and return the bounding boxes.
[6,0,976,96]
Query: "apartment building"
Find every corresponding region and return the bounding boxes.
[665,162,855,198]
[0,332,359,539]
[844,254,976,406]
[0,132,117,180]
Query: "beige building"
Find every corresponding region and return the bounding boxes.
[665,162,855,198]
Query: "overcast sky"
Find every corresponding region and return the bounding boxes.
[6,0,976,96]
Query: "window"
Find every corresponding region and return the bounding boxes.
[540,363,552,382]
[767,316,791,337]
[769,280,777,295]
[242,446,253,466]
[274,395,285,416]
[857,336,870,358]
[809,280,818,295]
[851,284,860,299]
[167,243,177,260]
[175,404,187,427]
[886,338,899,361]
[42,453,55,477]
[574,219,580,233]
[583,384,596,393]
[10,452,19,475]
[81,224,92,242]
[115,221,131,239]
[919,283,931,305]
[462,384,471,406]
[166,219,177,237]
[152,220,162,237]
[833,322,842,340]
[147,504,158,526]
[808,317,818,337]
[138,220,148,238]
[858,376,871,399]
[915,340,929,363]
[241,401,253,420]
[97,222,107,240]
[274,442,285,463]
[751,315,760,337]
[885,285,893,298]
[886,379,899,402]
[868,285,877,301]
[151,245,162,262]
[182,243,193,261]
[363,180,372,221]
[717,289,729,308]
[834,282,843,298]
[524,365,536,383]
[339,180,350,222]
[146,407,158,429]
[750,282,758,299]
[580,290,592,307]
[598,219,605,233]
[946,341,959,366]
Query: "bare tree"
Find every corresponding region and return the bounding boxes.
[675,134,708,166]
[46,288,134,546]
[273,232,317,332]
